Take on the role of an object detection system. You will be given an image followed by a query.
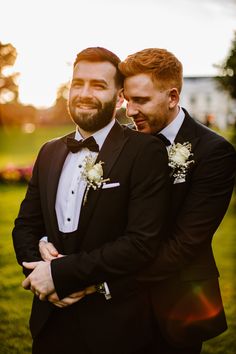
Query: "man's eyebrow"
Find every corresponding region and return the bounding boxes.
[71,78,108,86]
[90,79,108,86]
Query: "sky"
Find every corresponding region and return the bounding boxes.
[1,0,236,108]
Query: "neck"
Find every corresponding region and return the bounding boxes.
[167,105,180,126]
[77,127,95,139]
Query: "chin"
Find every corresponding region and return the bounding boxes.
[137,127,152,134]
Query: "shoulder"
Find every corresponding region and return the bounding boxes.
[39,131,74,152]
[119,125,168,166]
[196,123,235,157]
[122,125,165,148]
[183,109,235,152]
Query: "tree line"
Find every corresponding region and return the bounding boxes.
[0,35,236,127]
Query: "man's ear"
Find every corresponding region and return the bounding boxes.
[116,88,124,109]
[168,88,179,109]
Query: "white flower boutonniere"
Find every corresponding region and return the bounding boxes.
[168,142,194,183]
[81,155,110,205]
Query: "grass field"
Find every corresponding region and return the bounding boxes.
[0,125,235,353]
[0,124,74,168]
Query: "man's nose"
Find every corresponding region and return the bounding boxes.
[126,102,139,117]
[79,84,93,98]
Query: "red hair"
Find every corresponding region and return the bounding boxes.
[119,48,183,92]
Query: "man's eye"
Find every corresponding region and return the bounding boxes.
[72,82,82,88]
[134,98,148,104]
[93,84,106,89]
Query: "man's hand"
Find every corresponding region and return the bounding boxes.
[48,290,86,308]
[48,286,97,308]
[22,261,55,301]
[39,240,64,261]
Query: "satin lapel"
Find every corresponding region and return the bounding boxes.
[78,122,128,236]
[47,132,75,233]
[96,121,127,177]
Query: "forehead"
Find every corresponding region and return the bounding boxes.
[124,73,157,97]
[73,60,116,83]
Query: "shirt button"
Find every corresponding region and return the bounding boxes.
[78,164,82,168]
[71,190,74,194]
[67,218,71,222]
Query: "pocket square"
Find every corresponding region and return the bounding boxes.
[173,177,186,184]
[102,182,120,189]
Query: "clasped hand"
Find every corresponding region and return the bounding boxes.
[22,260,54,301]
[22,241,96,308]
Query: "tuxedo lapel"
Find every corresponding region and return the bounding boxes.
[97,121,127,177]
[47,132,75,233]
[175,110,200,148]
[170,111,200,185]
[78,122,128,237]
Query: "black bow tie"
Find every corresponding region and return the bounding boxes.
[66,136,99,153]
[155,133,171,146]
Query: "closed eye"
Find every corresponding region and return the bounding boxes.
[132,97,150,104]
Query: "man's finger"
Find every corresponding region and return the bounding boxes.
[70,290,86,298]
[48,292,85,307]
[39,293,48,301]
[39,241,59,259]
[53,302,64,308]
[85,285,96,295]
[47,292,60,302]
[47,243,59,256]
[22,277,31,289]
[22,261,41,269]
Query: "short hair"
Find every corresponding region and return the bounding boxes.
[119,48,183,93]
[73,47,124,88]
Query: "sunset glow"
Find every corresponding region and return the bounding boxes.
[1,0,236,108]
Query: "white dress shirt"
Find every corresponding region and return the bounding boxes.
[159,107,185,145]
[55,119,115,233]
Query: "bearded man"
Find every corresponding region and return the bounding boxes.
[12,47,170,354]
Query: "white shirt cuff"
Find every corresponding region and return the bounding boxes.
[104,282,112,300]
[39,236,48,242]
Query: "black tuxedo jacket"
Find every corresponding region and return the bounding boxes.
[108,110,236,347]
[12,121,170,354]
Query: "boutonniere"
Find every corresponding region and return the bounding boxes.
[81,155,110,205]
[168,142,194,183]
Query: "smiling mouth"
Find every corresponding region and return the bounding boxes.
[76,105,97,110]
[134,118,146,125]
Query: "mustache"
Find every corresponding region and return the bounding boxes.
[72,97,101,108]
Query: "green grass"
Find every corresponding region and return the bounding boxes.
[201,201,236,354]
[0,125,235,353]
[0,185,32,354]
[0,124,73,167]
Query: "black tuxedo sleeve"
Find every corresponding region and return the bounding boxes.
[12,145,47,275]
[51,139,170,299]
[139,137,236,281]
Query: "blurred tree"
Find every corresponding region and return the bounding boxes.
[50,82,70,124]
[37,82,71,125]
[0,42,19,103]
[215,31,236,97]
[215,31,236,149]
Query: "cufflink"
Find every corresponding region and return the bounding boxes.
[95,282,112,300]
[95,283,106,294]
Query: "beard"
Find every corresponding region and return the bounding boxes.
[68,95,117,132]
